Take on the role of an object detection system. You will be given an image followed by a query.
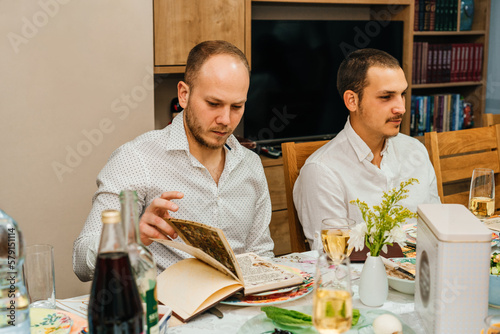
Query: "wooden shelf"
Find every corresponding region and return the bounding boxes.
[412,81,484,89]
[413,30,487,37]
[252,0,412,4]
[154,66,186,74]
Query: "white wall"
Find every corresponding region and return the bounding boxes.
[486,0,500,114]
[0,0,154,298]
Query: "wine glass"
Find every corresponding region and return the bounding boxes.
[469,168,495,218]
[320,218,356,263]
[313,254,353,334]
[482,315,500,334]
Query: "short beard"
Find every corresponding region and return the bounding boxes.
[184,105,230,150]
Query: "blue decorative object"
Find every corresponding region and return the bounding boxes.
[489,274,500,307]
[460,0,474,31]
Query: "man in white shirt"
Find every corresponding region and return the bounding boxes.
[73,40,274,281]
[293,48,440,249]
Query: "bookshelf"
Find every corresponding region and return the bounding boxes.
[410,0,491,135]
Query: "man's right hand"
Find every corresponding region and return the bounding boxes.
[139,191,184,246]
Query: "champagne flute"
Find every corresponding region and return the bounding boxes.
[469,168,495,218]
[313,254,353,334]
[321,218,355,263]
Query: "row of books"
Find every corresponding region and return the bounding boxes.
[410,94,473,136]
[412,42,483,84]
[414,0,458,31]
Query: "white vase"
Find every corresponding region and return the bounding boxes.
[359,255,388,307]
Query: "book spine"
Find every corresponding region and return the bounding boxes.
[422,42,428,84]
[445,44,452,82]
[437,44,444,83]
[452,0,458,31]
[477,43,483,81]
[415,0,420,31]
[427,95,434,133]
[419,0,426,31]
[427,43,434,83]
[429,0,437,31]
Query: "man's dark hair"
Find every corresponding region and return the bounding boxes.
[184,40,250,90]
[336,48,401,102]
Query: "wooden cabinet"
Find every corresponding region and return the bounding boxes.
[153,0,251,74]
[261,157,291,256]
[410,0,491,131]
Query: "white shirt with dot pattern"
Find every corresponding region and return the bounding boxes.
[73,112,274,282]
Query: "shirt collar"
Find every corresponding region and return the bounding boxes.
[344,117,391,162]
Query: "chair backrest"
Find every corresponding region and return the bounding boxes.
[424,125,500,213]
[485,114,500,127]
[281,140,329,253]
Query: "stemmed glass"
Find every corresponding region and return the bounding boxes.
[320,218,355,263]
[313,254,353,334]
[469,168,495,218]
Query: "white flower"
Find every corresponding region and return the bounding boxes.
[348,223,367,251]
[385,226,407,248]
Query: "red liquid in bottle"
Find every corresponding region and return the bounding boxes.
[88,252,144,334]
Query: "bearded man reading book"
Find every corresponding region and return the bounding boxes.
[73,41,274,281]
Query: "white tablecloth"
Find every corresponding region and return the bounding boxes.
[167,251,426,334]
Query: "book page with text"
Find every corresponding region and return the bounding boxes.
[236,253,303,294]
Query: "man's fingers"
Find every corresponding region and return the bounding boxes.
[139,212,178,243]
[148,197,179,213]
[140,223,167,246]
[160,191,184,200]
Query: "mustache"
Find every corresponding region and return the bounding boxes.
[210,127,231,133]
[386,116,403,122]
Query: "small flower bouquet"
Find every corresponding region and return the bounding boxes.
[348,178,419,257]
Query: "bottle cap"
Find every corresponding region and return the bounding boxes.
[101,210,120,224]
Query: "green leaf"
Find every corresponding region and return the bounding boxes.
[261,306,312,326]
[352,309,360,326]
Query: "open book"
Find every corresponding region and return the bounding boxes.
[153,218,304,322]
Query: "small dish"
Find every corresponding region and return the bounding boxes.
[387,258,416,295]
[30,308,73,334]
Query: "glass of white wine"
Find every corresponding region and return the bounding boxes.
[321,218,356,263]
[469,168,495,218]
[313,254,353,334]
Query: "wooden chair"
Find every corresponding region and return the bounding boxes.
[485,114,500,127]
[281,140,329,253]
[424,125,500,213]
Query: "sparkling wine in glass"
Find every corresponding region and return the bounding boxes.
[313,254,352,334]
[321,218,355,263]
[469,168,495,218]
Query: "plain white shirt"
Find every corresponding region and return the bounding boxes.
[73,112,274,281]
[293,118,440,249]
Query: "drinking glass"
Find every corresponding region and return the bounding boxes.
[320,218,355,263]
[483,315,500,334]
[24,244,56,309]
[469,168,495,218]
[313,254,352,334]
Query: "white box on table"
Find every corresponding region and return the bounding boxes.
[415,204,491,333]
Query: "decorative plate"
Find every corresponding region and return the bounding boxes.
[30,308,73,334]
[220,270,314,306]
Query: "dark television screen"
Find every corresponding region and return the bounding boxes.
[244,20,404,144]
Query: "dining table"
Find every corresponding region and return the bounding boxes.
[56,249,500,334]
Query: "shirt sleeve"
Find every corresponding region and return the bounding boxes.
[293,162,347,250]
[72,143,148,282]
[244,162,274,258]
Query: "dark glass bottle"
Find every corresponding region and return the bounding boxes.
[88,210,144,334]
